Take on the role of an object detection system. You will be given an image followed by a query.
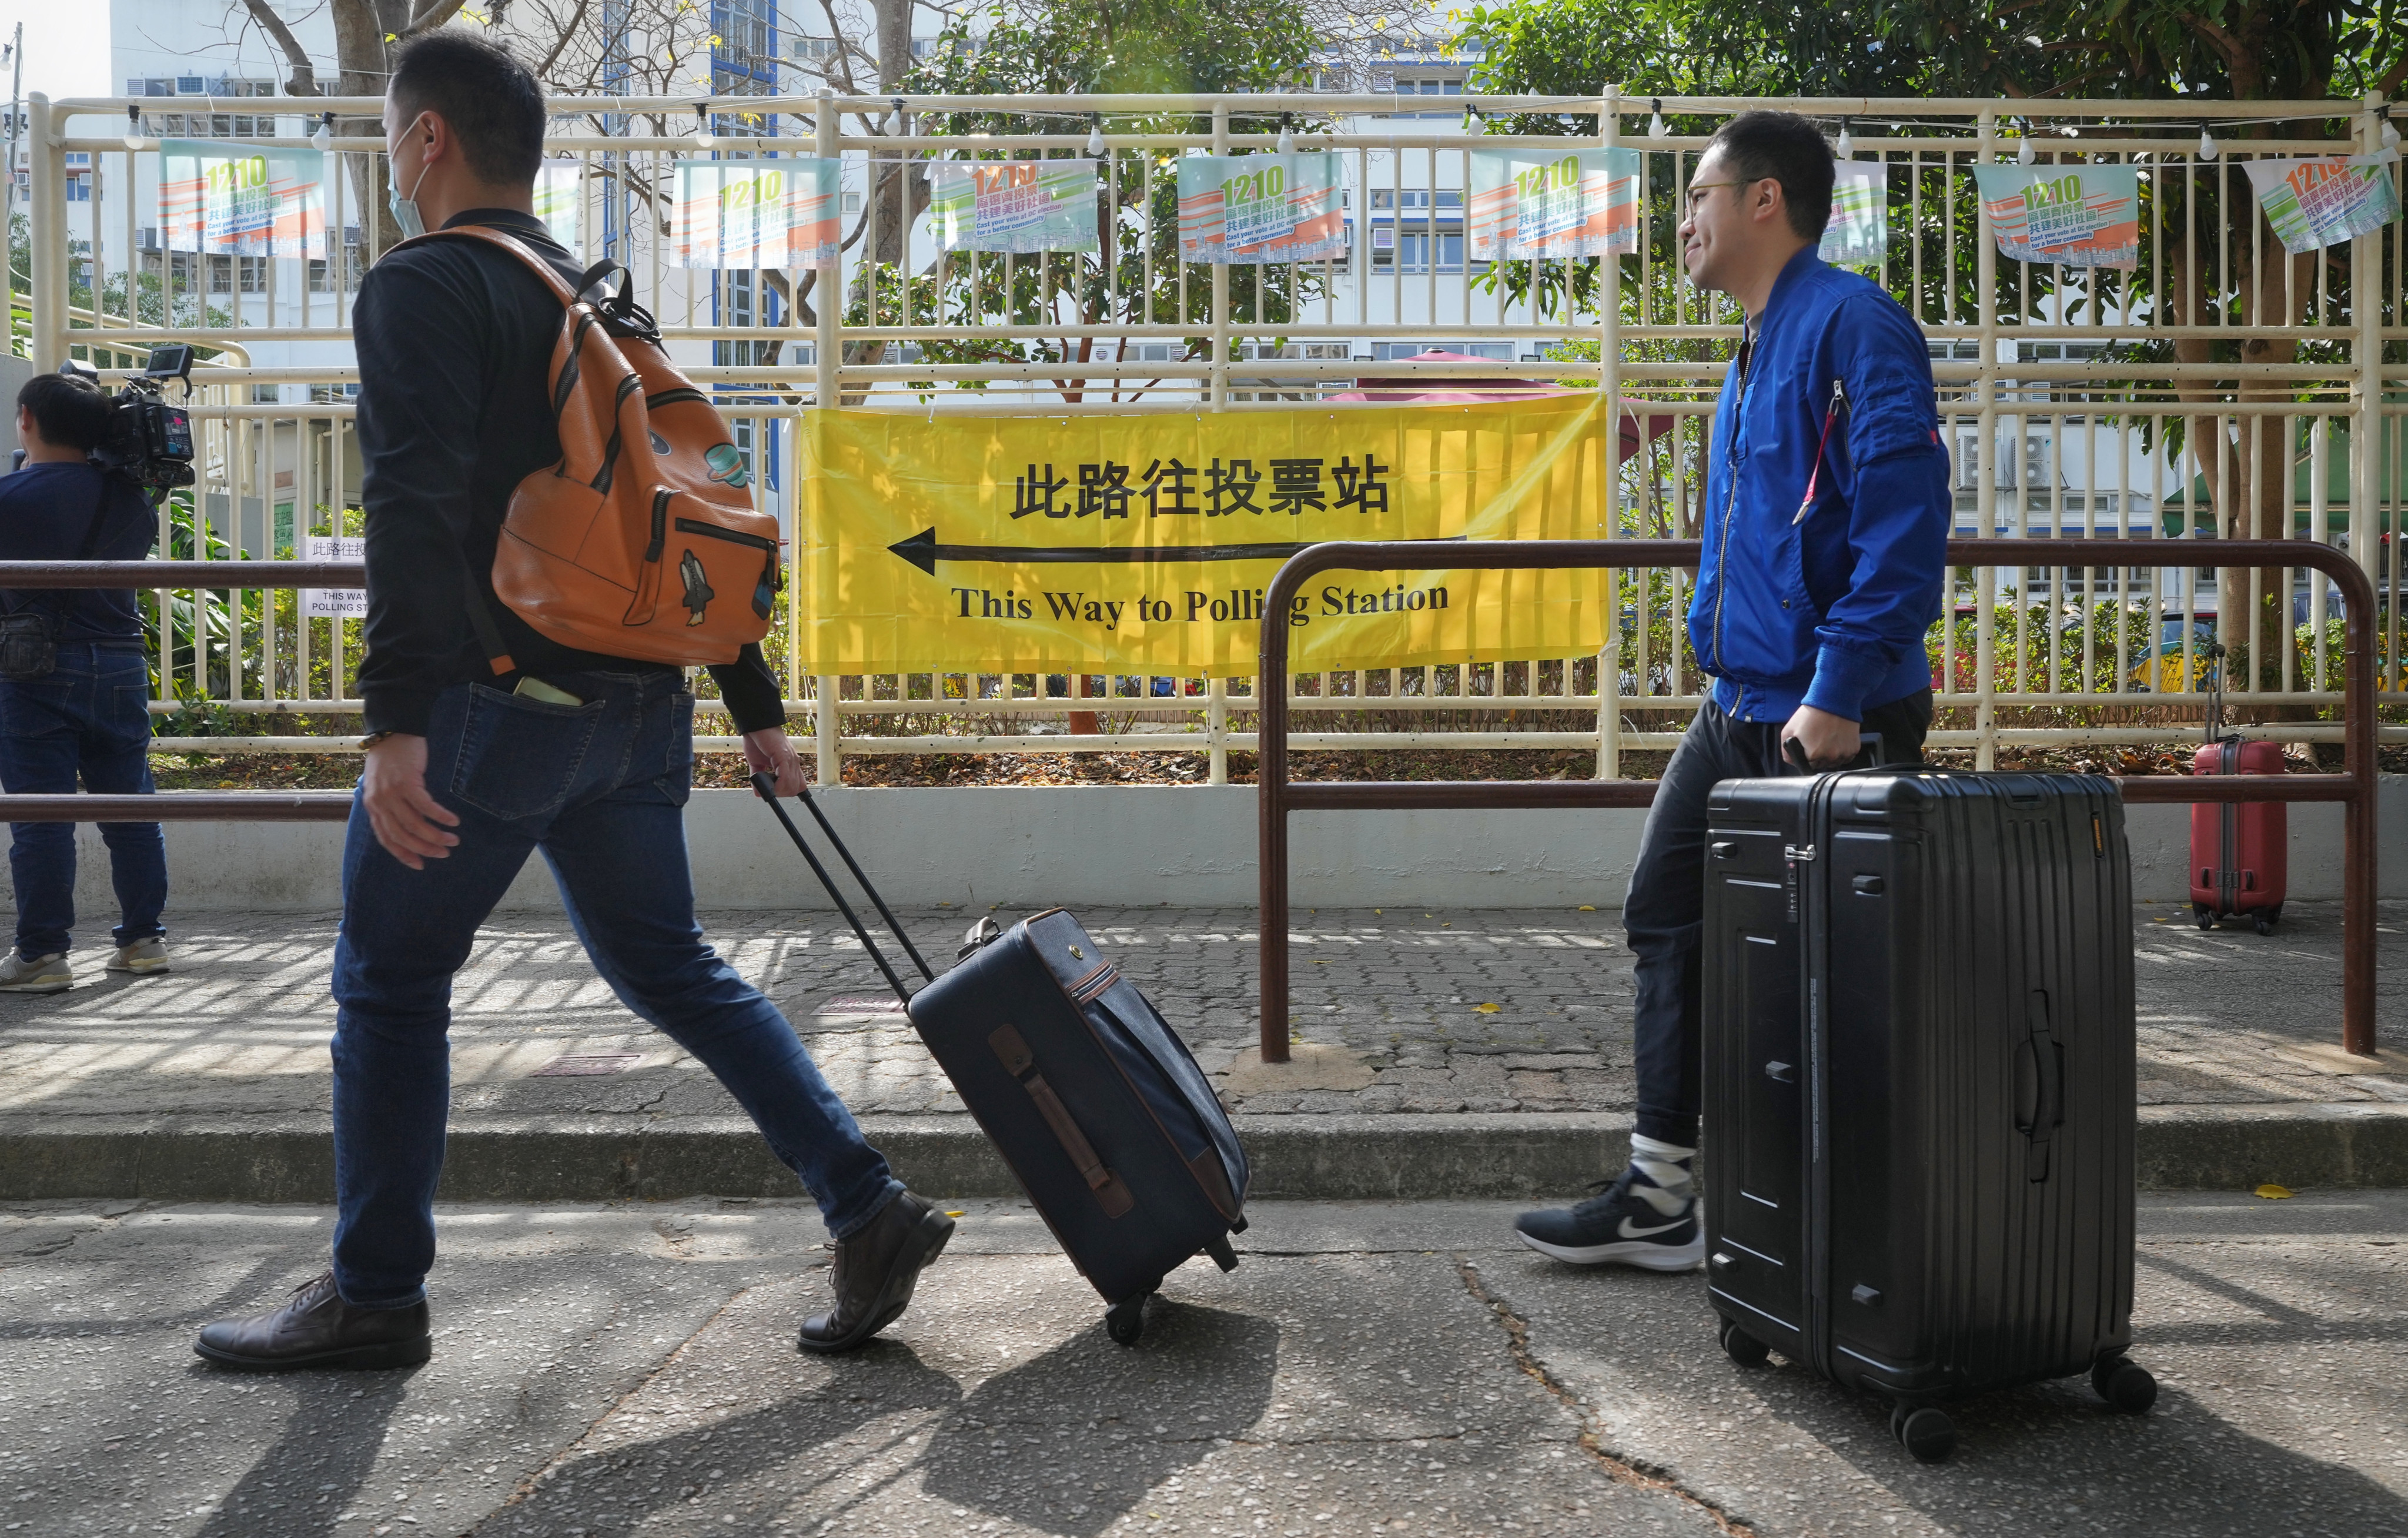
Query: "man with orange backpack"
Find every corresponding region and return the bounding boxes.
[193,31,952,1371]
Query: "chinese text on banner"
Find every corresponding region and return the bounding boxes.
[670,158,841,269]
[159,141,325,259]
[1176,154,1346,263]
[798,397,1617,674]
[2243,153,2402,254]
[1971,165,2139,269]
[931,161,1101,253]
[1466,149,1640,260]
[303,536,367,620]
[1820,165,1887,266]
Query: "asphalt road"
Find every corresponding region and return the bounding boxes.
[1,1193,2402,1537]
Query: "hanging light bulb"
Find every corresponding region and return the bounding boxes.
[123,104,146,151]
[2018,134,2036,165]
[2381,108,2400,152]
[310,111,333,151]
[1277,112,1296,154]
[1648,98,1667,139]
[2198,126,2219,161]
[693,103,715,149]
[1086,113,1106,157]
[1835,118,1854,159]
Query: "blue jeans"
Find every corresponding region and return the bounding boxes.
[330,670,900,1308]
[0,641,167,959]
[1622,689,1932,1148]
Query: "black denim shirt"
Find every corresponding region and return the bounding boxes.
[353,208,784,738]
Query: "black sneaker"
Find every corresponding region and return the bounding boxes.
[1513,1165,1705,1270]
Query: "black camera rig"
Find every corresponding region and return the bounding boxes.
[67,346,196,496]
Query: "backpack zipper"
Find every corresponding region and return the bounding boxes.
[673,517,775,551]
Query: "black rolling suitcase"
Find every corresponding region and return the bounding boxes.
[750,777,1249,1345]
[1700,766,2156,1462]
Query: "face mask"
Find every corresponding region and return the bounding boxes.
[386,119,432,240]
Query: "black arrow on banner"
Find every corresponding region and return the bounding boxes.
[887,528,1464,576]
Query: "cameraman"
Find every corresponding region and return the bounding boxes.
[0,371,169,992]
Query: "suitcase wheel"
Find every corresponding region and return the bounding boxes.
[1716,1318,1770,1369]
[2091,1355,2158,1415]
[2195,904,2216,930]
[2252,904,2281,935]
[1105,1293,1150,1347]
[1890,1402,1956,1463]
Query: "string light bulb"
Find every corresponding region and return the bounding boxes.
[1277,112,1296,154]
[2198,126,2219,161]
[1648,98,1667,139]
[2381,107,2399,152]
[2018,134,2036,165]
[1835,118,1854,158]
[1086,112,1106,157]
[693,103,715,148]
[123,104,145,151]
[310,111,333,151]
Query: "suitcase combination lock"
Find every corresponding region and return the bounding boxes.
[1782,843,1817,921]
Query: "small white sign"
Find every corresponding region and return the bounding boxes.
[304,536,366,618]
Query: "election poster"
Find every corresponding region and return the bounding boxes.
[302,536,366,620]
[1972,165,2140,269]
[930,161,1101,253]
[1466,148,1640,260]
[158,141,325,259]
[2243,152,2402,254]
[670,158,841,269]
[1820,164,1888,266]
[533,162,583,251]
[1176,153,1346,263]
[796,395,1622,674]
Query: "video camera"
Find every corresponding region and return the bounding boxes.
[71,346,196,494]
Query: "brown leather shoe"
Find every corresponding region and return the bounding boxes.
[193,1270,432,1372]
[798,1190,955,1355]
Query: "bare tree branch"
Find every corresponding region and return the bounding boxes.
[240,0,322,95]
[402,0,472,36]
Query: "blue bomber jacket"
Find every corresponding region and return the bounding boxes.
[1688,246,1951,725]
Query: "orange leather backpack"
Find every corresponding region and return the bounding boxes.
[400,226,781,670]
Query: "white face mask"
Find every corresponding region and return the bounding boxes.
[386,116,432,240]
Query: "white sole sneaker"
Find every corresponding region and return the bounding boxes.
[106,947,170,975]
[0,957,73,994]
[1514,1230,1707,1271]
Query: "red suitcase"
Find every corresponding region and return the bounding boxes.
[2190,735,2286,932]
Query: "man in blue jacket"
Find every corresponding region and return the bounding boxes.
[1516,112,1949,1269]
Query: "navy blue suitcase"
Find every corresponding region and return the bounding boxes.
[751,778,1249,1345]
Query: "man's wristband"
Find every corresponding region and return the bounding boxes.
[360,729,404,750]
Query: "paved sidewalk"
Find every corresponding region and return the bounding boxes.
[1,904,2403,1199]
[1,1193,2403,1538]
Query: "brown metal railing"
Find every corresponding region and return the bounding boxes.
[0,561,362,822]
[1256,539,2380,1061]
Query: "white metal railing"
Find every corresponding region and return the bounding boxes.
[19,89,2404,781]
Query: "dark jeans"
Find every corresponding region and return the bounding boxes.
[330,671,900,1308]
[0,641,166,959]
[1623,688,1934,1148]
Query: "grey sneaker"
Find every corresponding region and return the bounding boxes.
[0,951,72,994]
[106,938,170,975]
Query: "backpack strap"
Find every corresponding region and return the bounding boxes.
[394,224,580,306]
[461,567,517,679]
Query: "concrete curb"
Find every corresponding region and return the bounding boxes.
[5,1105,2404,1202]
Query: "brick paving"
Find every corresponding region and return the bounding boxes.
[0,901,2399,1125]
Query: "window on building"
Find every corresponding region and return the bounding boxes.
[309,383,363,404]
[251,384,282,404]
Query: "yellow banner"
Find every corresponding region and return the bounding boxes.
[797,396,1618,674]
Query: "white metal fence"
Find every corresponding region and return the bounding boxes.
[21,89,2405,781]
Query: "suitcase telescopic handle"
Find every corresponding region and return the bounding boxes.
[751,773,915,1007]
[1781,730,1886,774]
